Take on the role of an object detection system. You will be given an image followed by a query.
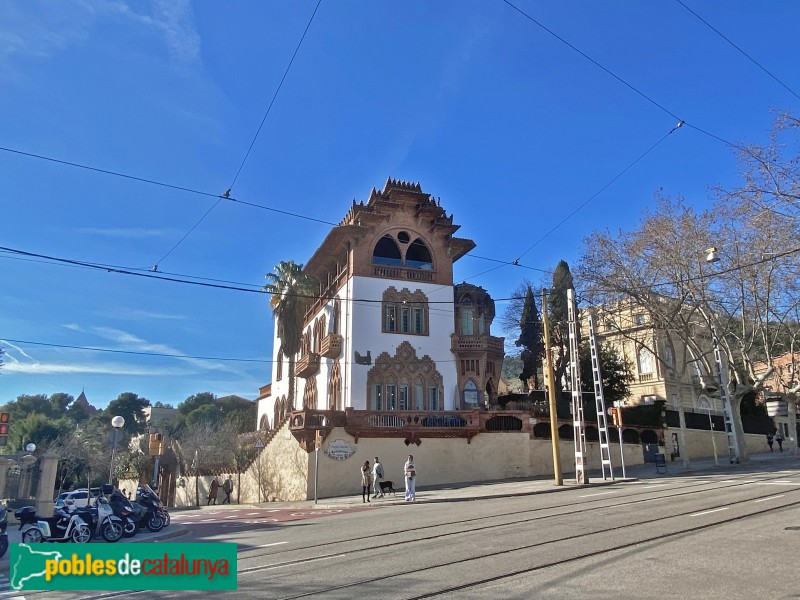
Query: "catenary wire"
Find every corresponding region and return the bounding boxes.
[2,244,797,303]
[0,338,461,365]
[153,0,325,269]
[0,145,337,227]
[674,0,800,102]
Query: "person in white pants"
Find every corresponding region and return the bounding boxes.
[372,457,384,498]
[404,455,416,502]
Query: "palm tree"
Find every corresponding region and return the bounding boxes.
[264,260,318,410]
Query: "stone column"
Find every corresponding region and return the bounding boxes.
[35,453,59,517]
[19,454,37,499]
[0,458,14,499]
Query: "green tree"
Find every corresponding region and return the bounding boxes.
[579,341,635,409]
[106,392,150,437]
[9,413,71,451]
[516,285,544,390]
[178,392,216,416]
[547,260,574,395]
[264,260,318,409]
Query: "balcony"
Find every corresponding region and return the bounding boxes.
[319,333,343,359]
[451,334,505,356]
[638,373,655,383]
[372,265,435,282]
[295,352,320,378]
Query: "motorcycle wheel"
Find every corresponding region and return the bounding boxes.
[71,524,92,544]
[159,510,170,527]
[22,528,44,544]
[146,514,164,532]
[0,535,8,559]
[122,518,137,538]
[101,521,124,543]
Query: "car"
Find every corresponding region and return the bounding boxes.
[54,488,101,512]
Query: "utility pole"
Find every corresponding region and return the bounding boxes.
[542,289,563,486]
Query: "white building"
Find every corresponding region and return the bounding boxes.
[257,178,504,431]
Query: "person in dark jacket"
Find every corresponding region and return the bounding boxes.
[360,461,372,503]
[207,477,219,505]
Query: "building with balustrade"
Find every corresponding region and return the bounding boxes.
[256,178,505,433]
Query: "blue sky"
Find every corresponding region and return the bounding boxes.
[1,0,798,409]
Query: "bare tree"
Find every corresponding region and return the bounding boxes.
[579,146,799,461]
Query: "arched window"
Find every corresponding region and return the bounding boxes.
[333,298,341,334]
[382,287,429,335]
[638,347,655,374]
[302,377,318,409]
[463,380,479,406]
[373,235,402,267]
[460,296,474,335]
[406,238,433,270]
[328,362,342,410]
[259,414,270,431]
[276,346,283,381]
[367,342,443,411]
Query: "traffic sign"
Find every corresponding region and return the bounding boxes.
[254,437,265,449]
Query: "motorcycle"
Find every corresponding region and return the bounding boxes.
[135,484,168,532]
[0,505,8,558]
[74,496,124,542]
[15,505,91,544]
[108,489,144,538]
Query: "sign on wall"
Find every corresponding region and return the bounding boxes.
[323,439,357,461]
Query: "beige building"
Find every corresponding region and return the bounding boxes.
[583,299,722,415]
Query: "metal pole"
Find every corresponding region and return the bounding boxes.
[109,431,118,483]
[617,405,627,479]
[542,289,563,486]
[151,455,161,488]
[707,406,719,465]
[314,447,319,504]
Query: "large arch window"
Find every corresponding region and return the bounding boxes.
[373,235,403,267]
[460,296,474,335]
[463,380,479,405]
[406,238,433,270]
[276,346,283,381]
[367,342,443,411]
[372,233,434,271]
[328,362,342,410]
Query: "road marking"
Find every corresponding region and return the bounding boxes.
[201,518,216,522]
[246,512,261,515]
[258,542,288,547]
[638,484,668,489]
[756,481,799,486]
[690,507,730,517]
[754,495,784,503]
[224,515,238,519]
[579,491,616,498]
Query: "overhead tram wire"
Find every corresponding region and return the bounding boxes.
[0,145,337,227]
[674,0,800,103]
[3,243,798,303]
[151,0,324,270]
[0,338,270,363]
[0,337,461,366]
[514,123,683,262]
[500,0,788,168]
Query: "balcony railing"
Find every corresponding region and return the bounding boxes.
[638,373,655,383]
[372,265,435,282]
[295,352,320,378]
[451,334,505,355]
[319,333,343,359]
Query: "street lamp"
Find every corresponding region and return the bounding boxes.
[703,246,740,463]
[24,443,36,454]
[109,416,125,483]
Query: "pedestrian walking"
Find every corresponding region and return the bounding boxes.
[207,477,219,505]
[404,454,416,502]
[775,429,784,452]
[361,460,372,503]
[372,457,384,498]
[222,476,234,504]
[766,432,774,452]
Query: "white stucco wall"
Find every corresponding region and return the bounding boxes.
[258,274,459,427]
[344,275,457,410]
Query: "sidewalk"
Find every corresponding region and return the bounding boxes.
[179,450,798,512]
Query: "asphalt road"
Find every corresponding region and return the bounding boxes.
[3,463,799,600]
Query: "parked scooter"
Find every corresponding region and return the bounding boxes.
[135,484,168,532]
[108,489,143,538]
[15,505,91,544]
[74,494,124,543]
[0,504,8,558]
